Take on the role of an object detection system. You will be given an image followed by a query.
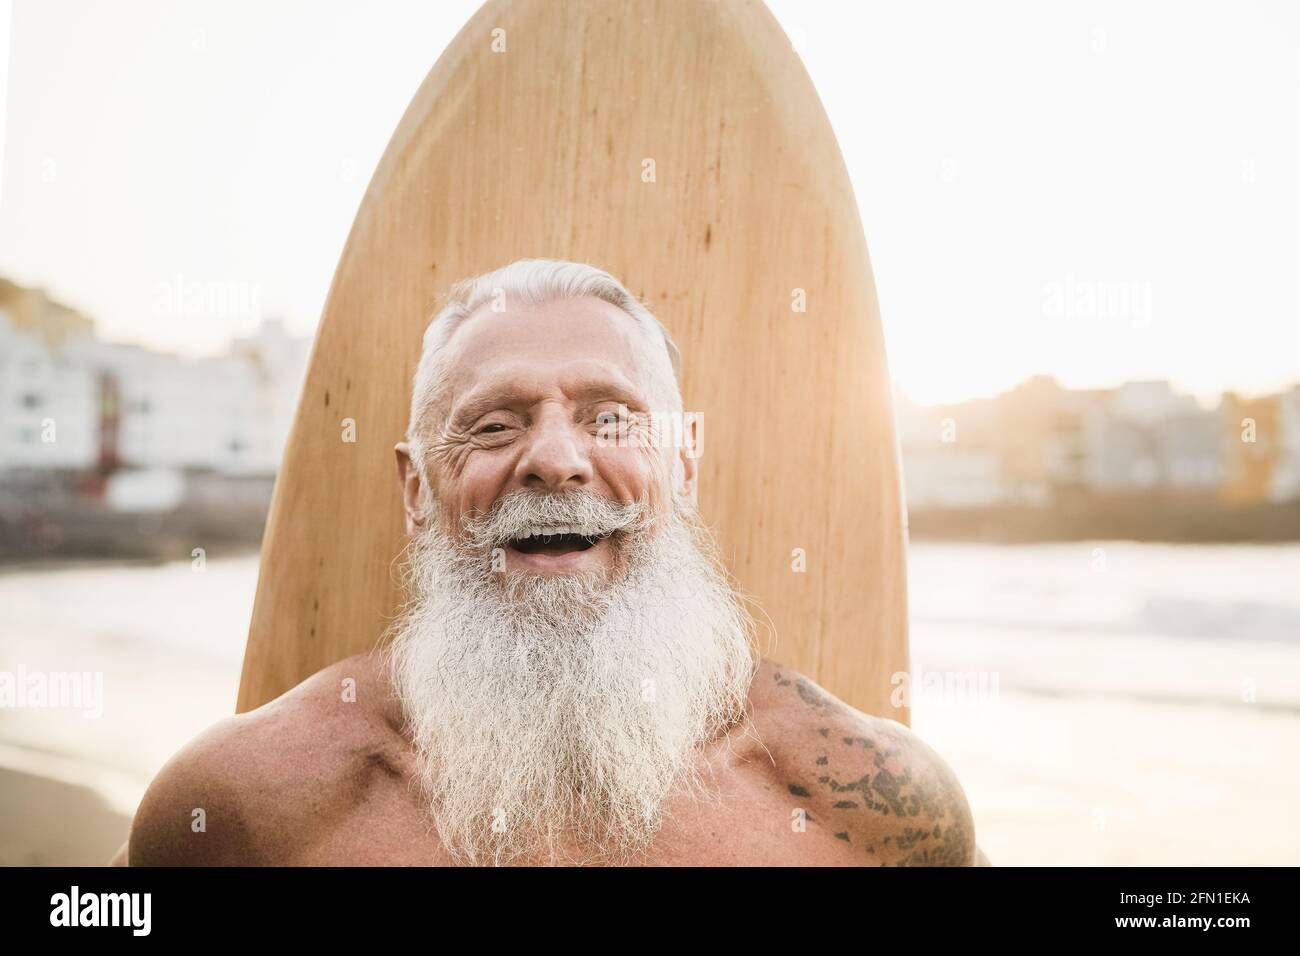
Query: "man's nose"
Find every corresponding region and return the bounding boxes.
[514,414,594,491]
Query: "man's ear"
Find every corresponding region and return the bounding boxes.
[394,441,430,533]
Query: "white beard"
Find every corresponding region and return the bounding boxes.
[385,489,758,866]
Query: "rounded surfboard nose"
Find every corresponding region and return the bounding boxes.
[237,0,908,723]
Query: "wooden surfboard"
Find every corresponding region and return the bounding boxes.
[236,0,910,723]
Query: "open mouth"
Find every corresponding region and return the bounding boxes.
[506,530,614,556]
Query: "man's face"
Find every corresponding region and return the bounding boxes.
[399,295,690,578]
[387,295,752,865]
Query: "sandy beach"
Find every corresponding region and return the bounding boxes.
[3,543,1298,866]
[0,750,133,866]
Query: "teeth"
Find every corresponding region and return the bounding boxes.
[517,524,580,540]
[512,522,614,541]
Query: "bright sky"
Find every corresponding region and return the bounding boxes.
[2,0,1297,406]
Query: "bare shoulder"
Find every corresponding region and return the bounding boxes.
[747,659,978,866]
[128,651,401,866]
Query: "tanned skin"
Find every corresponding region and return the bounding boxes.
[122,652,986,866]
[118,294,990,867]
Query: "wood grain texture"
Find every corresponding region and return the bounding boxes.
[236,0,910,723]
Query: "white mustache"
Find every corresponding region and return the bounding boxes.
[388,496,759,866]
[460,489,654,550]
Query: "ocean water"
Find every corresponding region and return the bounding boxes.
[1,542,1297,864]
[907,541,1300,712]
[905,541,1300,865]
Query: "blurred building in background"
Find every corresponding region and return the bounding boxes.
[0,278,309,559]
[1219,388,1300,505]
[898,374,1300,542]
[1,281,307,477]
[1275,386,1300,502]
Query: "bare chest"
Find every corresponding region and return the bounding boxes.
[278,751,865,867]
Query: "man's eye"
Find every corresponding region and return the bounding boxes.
[477,423,508,434]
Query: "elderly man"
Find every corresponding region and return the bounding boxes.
[125,258,987,867]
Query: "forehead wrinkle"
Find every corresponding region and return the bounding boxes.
[440,297,663,392]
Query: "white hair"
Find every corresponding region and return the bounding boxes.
[407,258,683,465]
[386,487,758,865]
